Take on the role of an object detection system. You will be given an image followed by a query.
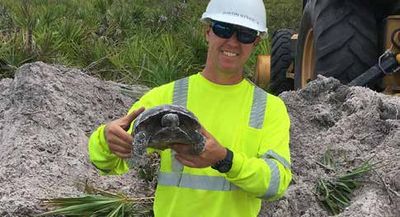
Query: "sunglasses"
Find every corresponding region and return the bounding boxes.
[211,21,259,44]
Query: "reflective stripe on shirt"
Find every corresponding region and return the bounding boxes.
[263,150,291,169]
[261,159,280,199]
[158,172,240,191]
[259,150,291,199]
[171,77,189,172]
[249,86,267,129]
[173,77,189,107]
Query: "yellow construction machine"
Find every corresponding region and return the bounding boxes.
[255,0,400,95]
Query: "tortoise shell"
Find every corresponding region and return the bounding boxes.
[130,105,205,164]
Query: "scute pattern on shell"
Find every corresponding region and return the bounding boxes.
[129,104,205,167]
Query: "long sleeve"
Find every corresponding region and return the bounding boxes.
[88,124,130,175]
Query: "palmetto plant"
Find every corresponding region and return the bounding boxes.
[38,183,154,217]
[0,0,210,86]
[38,152,160,217]
[0,0,301,87]
[315,150,376,215]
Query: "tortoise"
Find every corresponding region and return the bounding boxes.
[129,104,205,166]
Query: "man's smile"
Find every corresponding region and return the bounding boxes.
[222,50,239,57]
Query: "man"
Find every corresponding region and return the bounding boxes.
[88,0,292,216]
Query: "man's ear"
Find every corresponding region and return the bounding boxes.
[204,26,211,42]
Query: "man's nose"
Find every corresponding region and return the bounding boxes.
[226,32,240,45]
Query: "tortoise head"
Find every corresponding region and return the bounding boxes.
[161,113,179,128]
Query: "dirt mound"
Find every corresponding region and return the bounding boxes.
[262,76,400,217]
[0,62,150,216]
[0,62,399,216]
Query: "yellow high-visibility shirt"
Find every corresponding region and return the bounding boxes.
[88,73,292,217]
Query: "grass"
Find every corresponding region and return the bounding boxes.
[0,0,302,86]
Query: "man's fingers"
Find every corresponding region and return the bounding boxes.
[122,107,145,129]
[110,126,134,146]
[110,145,131,156]
[171,143,192,154]
[199,127,211,139]
[175,154,196,167]
[106,124,132,146]
[108,135,132,151]
[104,107,145,159]
[113,150,132,159]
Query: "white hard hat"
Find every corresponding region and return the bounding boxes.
[201,0,267,36]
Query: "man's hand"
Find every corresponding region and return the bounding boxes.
[104,107,145,159]
[172,128,227,168]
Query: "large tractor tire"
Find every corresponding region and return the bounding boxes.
[294,0,379,89]
[269,29,295,95]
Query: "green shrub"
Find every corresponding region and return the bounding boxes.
[0,0,301,86]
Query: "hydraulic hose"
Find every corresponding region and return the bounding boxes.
[349,52,400,86]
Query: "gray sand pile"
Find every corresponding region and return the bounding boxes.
[263,76,400,217]
[0,62,399,216]
[0,62,150,216]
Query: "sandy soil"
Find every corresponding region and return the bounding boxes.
[0,62,151,216]
[262,76,400,216]
[0,62,399,216]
